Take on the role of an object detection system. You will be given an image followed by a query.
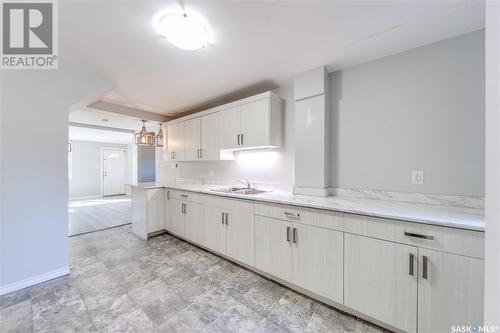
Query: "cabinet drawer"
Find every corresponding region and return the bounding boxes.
[254,203,343,232]
[344,214,484,259]
[167,190,205,203]
[205,195,254,213]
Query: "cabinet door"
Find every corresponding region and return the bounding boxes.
[225,206,254,267]
[184,201,204,245]
[292,223,343,303]
[169,199,185,237]
[203,205,226,254]
[418,249,484,333]
[219,106,241,149]
[184,117,201,161]
[169,122,185,161]
[200,112,220,160]
[254,216,292,282]
[241,99,269,148]
[344,234,418,333]
[164,191,171,231]
[146,189,164,234]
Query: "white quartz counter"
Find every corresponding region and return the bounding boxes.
[127,182,485,231]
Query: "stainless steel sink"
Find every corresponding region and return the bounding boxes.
[210,187,269,195]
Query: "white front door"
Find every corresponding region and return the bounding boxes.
[102,149,126,196]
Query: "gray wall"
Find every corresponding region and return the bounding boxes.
[330,30,485,196]
[138,146,156,182]
[69,140,129,199]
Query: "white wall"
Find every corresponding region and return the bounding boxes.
[330,30,484,196]
[0,69,112,292]
[69,140,129,199]
[158,32,484,197]
[484,1,500,326]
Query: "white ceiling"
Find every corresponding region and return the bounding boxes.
[69,109,161,132]
[69,126,134,144]
[61,1,484,115]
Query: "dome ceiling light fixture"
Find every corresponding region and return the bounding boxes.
[154,10,210,51]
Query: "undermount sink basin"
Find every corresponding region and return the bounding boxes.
[210,187,269,195]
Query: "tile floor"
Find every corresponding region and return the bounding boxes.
[0,225,389,332]
[68,195,131,236]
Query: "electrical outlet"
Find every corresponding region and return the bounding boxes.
[411,171,424,185]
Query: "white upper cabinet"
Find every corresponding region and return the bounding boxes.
[184,117,201,161]
[163,91,282,162]
[166,121,185,161]
[200,112,220,160]
[219,106,242,149]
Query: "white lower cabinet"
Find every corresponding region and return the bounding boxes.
[203,198,254,266]
[184,200,204,245]
[169,198,185,237]
[254,216,292,282]
[344,233,418,333]
[417,248,484,333]
[292,223,343,303]
[254,215,344,304]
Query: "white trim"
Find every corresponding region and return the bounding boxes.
[69,195,102,201]
[0,267,69,296]
[101,147,128,197]
[293,186,328,197]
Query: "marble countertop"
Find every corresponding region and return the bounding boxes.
[127,182,485,231]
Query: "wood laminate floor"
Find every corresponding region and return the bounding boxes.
[0,225,390,333]
[68,195,131,236]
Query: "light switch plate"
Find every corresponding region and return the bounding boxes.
[412,171,424,185]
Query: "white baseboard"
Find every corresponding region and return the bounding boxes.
[69,195,101,201]
[0,267,70,296]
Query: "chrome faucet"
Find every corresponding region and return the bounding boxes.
[236,179,252,189]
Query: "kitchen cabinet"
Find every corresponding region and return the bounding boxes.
[131,187,164,239]
[166,121,185,161]
[184,117,201,161]
[169,198,185,237]
[219,106,242,149]
[184,200,203,245]
[417,248,484,333]
[254,215,292,282]
[344,233,418,333]
[254,214,343,304]
[292,223,343,303]
[200,112,220,160]
[203,197,254,266]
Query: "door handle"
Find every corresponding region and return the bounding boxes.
[422,255,428,279]
[221,212,225,225]
[284,211,300,220]
[292,228,298,243]
[198,148,202,158]
[404,232,434,240]
[224,213,229,225]
[409,253,415,276]
[241,133,244,145]
[166,190,170,200]
[286,226,291,242]
[181,194,188,198]
[237,134,240,145]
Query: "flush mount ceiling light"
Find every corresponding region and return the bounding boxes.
[155,11,210,50]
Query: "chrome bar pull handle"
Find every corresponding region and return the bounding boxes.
[166,190,170,200]
[241,133,244,145]
[284,211,300,220]
[409,253,415,276]
[221,212,224,225]
[237,134,240,145]
[422,255,428,279]
[292,228,298,243]
[181,194,188,198]
[225,213,229,225]
[404,232,434,240]
[286,226,291,242]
